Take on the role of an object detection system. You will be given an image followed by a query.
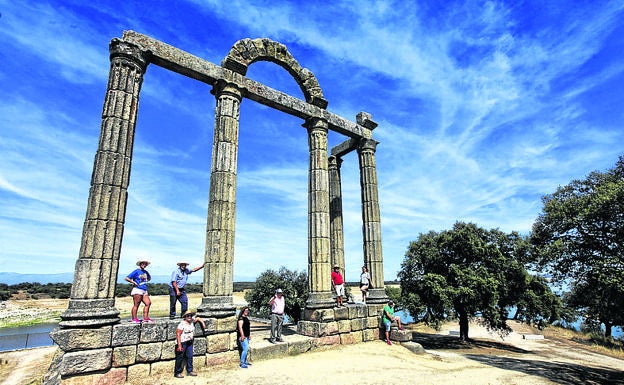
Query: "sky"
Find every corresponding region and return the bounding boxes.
[1,0,623,283]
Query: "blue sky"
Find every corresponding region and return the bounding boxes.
[1,0,623,283]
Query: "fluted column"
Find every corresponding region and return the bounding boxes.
[328,155,345,280]
[198,81,241,317]
[60,39,149,328]
[305,118,335,309]
[358,137,388,304]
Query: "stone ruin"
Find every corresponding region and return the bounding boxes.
[44,31,412,384]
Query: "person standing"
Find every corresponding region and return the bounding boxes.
[382,300,404,345]
[124,259,153,323]
[174,310,206,378]
[331,264,345,307]
[268,288,285,343]
[359,266,371,303]
[237,306,252,368]
[169,260,206,319]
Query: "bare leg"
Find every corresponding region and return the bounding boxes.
[131,294,142,320]
[142,294,152,319]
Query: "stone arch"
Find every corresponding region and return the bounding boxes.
[222,38,328,108]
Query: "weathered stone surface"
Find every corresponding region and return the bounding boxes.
[161,340,177,360]
[139,322,168,343]
[252,341,289,360]
[340,331,362,345]
[287,337,314,355]
[136,342,162,362]
[313,335,341,347]
[193,355,207,370]
[364,316,380,329]
[337,319,351,333]
[112,323,140,346]
[206,350,239,366]
[61,368,126,385]
[149,360,174,378]
[206,333,229,353]
[362,328,379,342]
[216,316,237,333]
[334,306,349,320]
[390,329,413,342]
[193,336,207,355]
[59,348,112,376]
[351,318,364,331]
[297,320,319,337]
[303,308,335,322]
[401,341,425,354]
[126,363,150,384]
[50,327,112,352]
[318,321,339,336]
[112,345,136,367]
[348,304,367,319]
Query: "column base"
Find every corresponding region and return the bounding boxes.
[364,288,390,304]
[197,295,236,317]
[305,291,336,309]
[59,298,120,328]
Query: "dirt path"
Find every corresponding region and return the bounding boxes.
[1,321,622,385]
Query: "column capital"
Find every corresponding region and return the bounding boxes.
[358,138,379,153]
[109,38,150,71]
[212,79,243,100]
[304,116,328,132]
[328,155,343,170]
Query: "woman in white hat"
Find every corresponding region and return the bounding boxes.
[174,309,206,378]
[124,259,153,323]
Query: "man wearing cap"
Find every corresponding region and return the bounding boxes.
[382,300,405,345]
[268,288,285,343]
[169,260,206,319]
[331,264,345,307]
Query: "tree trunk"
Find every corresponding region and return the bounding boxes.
[458,311,470,341]
[604,321,613,338]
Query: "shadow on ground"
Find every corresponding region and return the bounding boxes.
[465,354,624,385]
[412,332,529,354]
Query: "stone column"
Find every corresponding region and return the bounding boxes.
[358,134,388,304]
[198,81,241,317]
[328,155,345,278]
[60,39,149,328]
[305,118,335,309]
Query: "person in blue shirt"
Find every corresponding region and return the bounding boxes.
[124,259,153,323]
[169,260,206,319]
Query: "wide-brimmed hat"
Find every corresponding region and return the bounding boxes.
[333,264,340,269]
[183,309,196,317]
[136,259,151,266]
[177,261,190,266]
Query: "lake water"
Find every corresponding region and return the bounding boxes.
[0,323,56,351]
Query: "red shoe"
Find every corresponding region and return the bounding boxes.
[399,326,405,331]
[386,340,392,345]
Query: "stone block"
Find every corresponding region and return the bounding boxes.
[61,367,126,385]
[318,321,338,336]
[368,304,384,317]
[362,328,379,342]
[303,308,335,322]
[364,316,380,329]
[287,338,314,356]
[59,348,112,376]
[198,318,216,335]
[334,306,349,320]
[390,329,412,342]
[206,350,239,366]
[251,340,289,360]
[193,336,207,355]
[50,327,112,352]
[193,354,207,370]
[340,331,362,345]
[297,320,319,337]
[112,323,140,346]
[136,342,162,362]
[348,304,366,319]
[112,345,136,367]
[139,322,168,343]
[161,340,177,360]
[401,341,425,354]
[351,318,364,331]
[206,333,229,353]
[337,319,351,333]
[126,363,150,384]
[149,360,174,378]
[216,316,237,333]
[313,334,340,347]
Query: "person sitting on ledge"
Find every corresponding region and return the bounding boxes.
[382,300,404,345]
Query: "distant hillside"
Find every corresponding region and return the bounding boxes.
[0,272,75,285]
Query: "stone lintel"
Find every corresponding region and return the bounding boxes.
[121,31,372,140]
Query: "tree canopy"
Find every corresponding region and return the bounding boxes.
[531,156,624,337]
[399,222,557,340]
[244,266,308,323]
